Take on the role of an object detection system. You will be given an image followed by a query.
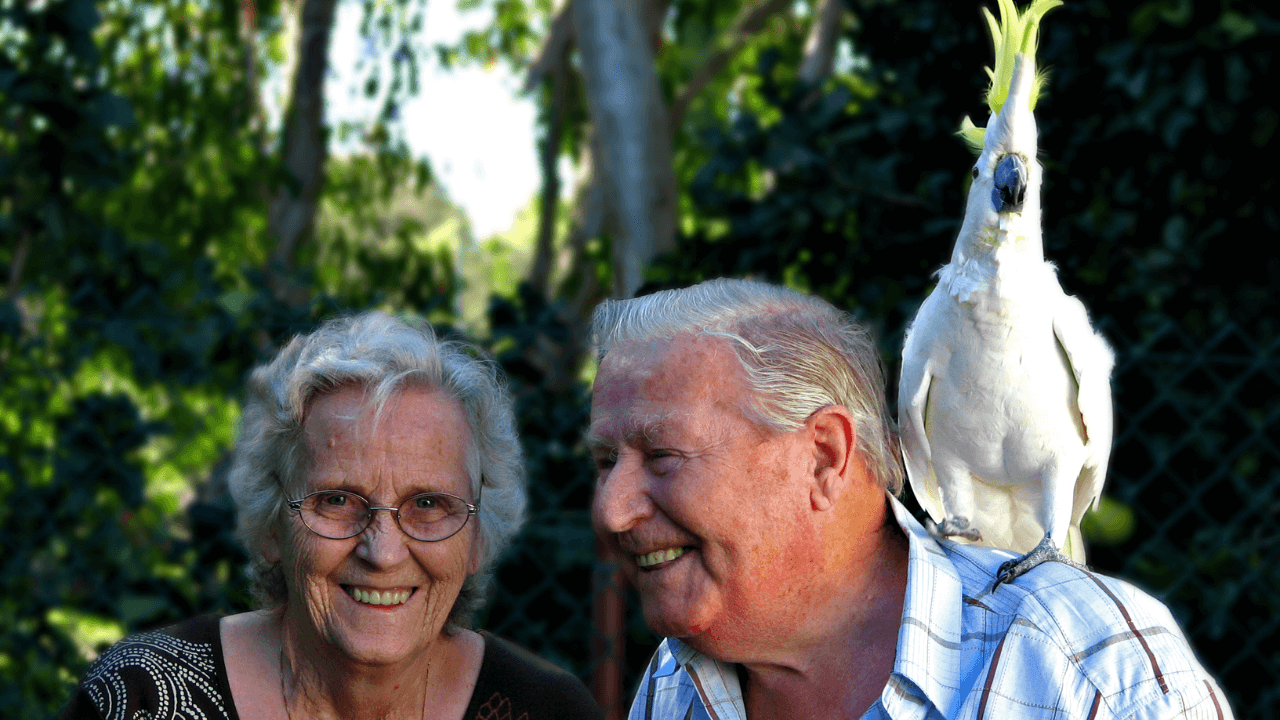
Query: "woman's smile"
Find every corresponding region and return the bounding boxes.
[341,585,417,607]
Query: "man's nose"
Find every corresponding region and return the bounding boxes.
[592,458,654,536]
[355,509,412,566]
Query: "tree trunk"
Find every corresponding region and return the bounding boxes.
[798,0,845,85]
[266,0,340,307]
[571,0,678,298]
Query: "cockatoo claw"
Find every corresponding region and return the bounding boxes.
[994,535,1085,588]
[928,516,983,542]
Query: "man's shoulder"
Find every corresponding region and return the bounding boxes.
[938,543,1231,718]
[945,541,1175,622]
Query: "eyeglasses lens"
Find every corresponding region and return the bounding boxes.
[299,491,471,541]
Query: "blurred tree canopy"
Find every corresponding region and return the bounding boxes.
[2,0,1275,717]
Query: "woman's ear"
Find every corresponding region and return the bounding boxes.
[261,525,283,564]
[467,530,484,575]
[807,405,857,512]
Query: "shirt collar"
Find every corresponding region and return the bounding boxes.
[884,493,971,717]
[668,638,748,719]
[657,494,972,720]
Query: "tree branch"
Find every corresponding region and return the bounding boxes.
[798,0,846,85]
[667,0,790,135]
[6,228,31,299]
[266,0,340,307]
[241,0,259,116]
[523,0,576,92]
[565,134,606,317]
[644,0,672,52]
[529,60,570,299]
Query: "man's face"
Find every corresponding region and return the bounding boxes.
[588,335,826,656]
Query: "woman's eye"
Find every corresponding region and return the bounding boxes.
[415,496,438,509]
[324,494,347,506]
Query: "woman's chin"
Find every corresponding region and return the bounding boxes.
[324,619,428,666]
[303,584,447,665]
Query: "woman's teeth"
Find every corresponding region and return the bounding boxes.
[636,547,686,568]
[347,587,412,606]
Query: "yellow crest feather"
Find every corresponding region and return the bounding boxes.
[983,0,1060,114]
[957,0,1061,153]
[959,116,986,152]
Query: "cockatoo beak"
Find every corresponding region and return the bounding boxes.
[992,154,1028,213]
[987,52,1038,216]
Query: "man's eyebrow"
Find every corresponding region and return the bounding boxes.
[584,414,675,452]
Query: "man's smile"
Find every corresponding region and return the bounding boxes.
[635,547,692,569]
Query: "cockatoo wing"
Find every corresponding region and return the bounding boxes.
[1051,293,1115,562]
[899,294,946,525]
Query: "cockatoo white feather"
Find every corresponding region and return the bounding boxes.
[898,8,1113,568]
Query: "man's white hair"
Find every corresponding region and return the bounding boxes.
[591,278,903,494]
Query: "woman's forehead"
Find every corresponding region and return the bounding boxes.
[305,385,464,434]
[302,387,471,483]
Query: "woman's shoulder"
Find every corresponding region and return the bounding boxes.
[59,614,237,720]
[466,632,604,720]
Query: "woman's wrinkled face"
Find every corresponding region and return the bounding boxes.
[269,384,480,665]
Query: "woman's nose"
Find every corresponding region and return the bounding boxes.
[354,508,412,566]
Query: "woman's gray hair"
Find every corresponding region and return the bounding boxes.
[227,311,526,627]
[591,278,903,494]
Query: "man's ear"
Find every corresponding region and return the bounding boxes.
[807,405,857,512]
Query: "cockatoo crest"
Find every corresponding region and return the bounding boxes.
[959,0,1061,153]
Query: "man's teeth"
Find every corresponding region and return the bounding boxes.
[348,587,412,606]
[636,547,687,568]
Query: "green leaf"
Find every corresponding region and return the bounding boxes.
[118,594,167,626]
[91,93,135,129]
[216,288,255,317]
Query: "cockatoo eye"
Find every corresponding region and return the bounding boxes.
[971,166,980,179]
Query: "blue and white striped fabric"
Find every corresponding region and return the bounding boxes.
[628,494,1233,720]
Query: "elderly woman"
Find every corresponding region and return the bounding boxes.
[61,312,602,720]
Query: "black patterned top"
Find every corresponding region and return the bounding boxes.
[59,615,604,720]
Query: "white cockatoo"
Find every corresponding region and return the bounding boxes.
[898,0,1114,585]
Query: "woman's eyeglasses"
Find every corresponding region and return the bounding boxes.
[286,489,478,542]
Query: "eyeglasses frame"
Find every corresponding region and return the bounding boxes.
[285,488,480,543]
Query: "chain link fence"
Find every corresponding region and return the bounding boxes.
[1090,320,1279,717]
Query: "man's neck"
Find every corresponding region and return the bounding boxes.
[739,505,910,720]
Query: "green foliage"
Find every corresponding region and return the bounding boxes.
[1,0,461,716]
[89,0,274,280]
[309,149,461,316]
[354,0,431,119]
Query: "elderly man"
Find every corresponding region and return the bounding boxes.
[587,278,1231,720]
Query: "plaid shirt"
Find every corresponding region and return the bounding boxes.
[628,495,1233,720]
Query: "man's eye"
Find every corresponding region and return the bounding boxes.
[324,494,347,506]
[647,452,680,473]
